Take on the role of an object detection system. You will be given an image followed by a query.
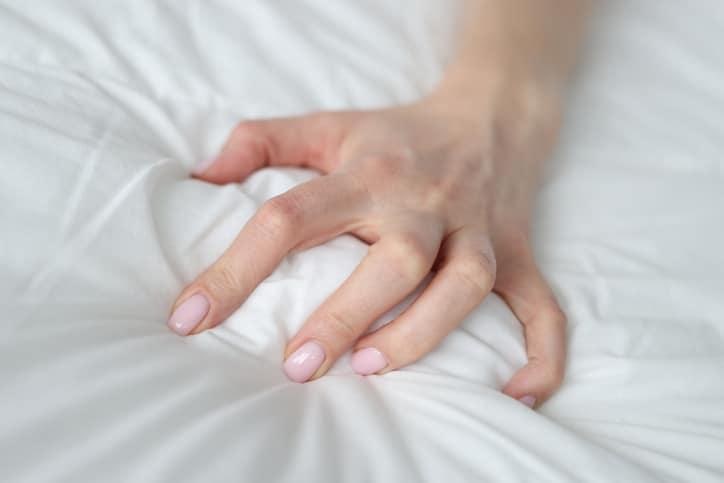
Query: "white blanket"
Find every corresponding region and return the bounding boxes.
[1,1,723,482]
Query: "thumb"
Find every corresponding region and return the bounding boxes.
[193,113,347,184]
[495,238,567,409]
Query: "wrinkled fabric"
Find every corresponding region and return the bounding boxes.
[1,1,723,482]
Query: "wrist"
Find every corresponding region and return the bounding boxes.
[428,64,561,117]
[422,69,563,156]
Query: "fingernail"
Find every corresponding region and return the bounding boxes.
[351,347,388,375]
[519,395,537,408]
[191,156,217,175]
[283,341,326,383]
[167,293,210,336]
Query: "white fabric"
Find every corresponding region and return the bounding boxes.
[1,1,723,482]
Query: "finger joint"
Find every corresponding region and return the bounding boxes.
[255,195,304,240]
[382,233,433,283]
[450,251,496,299]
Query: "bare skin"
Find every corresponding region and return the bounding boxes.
[168,1,591,408]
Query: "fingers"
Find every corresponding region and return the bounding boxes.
[351,228,496,375]
[495,237,567,409]
[193,113,347,184]
[167,174,366,336]
[283,226,443,382]
[349,227,565,410]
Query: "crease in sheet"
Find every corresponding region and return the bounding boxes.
[22,158,176,300]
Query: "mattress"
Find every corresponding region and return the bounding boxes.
[1,1,723,482]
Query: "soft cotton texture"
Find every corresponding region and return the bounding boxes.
[1,1,723,482]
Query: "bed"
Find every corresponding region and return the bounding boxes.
[1,1,723,482]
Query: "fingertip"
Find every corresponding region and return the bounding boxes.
[518,395,537,409]
[192,122,270,183]
[502,361,563,408]
[167,292,210,336]
[283,340,327,383]
[503,387,543,410]
[350,347,389,375]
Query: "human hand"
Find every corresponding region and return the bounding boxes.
[168,80,567,408]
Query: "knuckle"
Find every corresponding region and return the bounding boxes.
[529,356,565,390]
[227,121,269,170]
[451,251,496,298]
[319,310,357,340]
[396,339,426,366]
[393,329,433,366]
[206,263,244,295]
[383,233,432,282]
[543,361,566,388]
[421,182,449,211]
[530,303,567,329]
[363,150,414,178]
[545,304,567,327]
[255,195,303,238]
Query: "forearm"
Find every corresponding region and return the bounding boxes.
[435,0,592,104]
[415,1,591,226]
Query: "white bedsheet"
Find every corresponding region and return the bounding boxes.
[1,1,723,482]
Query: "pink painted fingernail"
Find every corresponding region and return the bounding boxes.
[191,156,217,175]
[167,293,210,336]
[283,341,326,383]
[351,347,388,375]
[519,395,537,408]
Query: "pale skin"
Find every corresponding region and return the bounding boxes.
[168,1,591,408]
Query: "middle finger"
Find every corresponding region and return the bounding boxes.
[283,225,443,382]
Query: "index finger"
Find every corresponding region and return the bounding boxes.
[167,174,365,336]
